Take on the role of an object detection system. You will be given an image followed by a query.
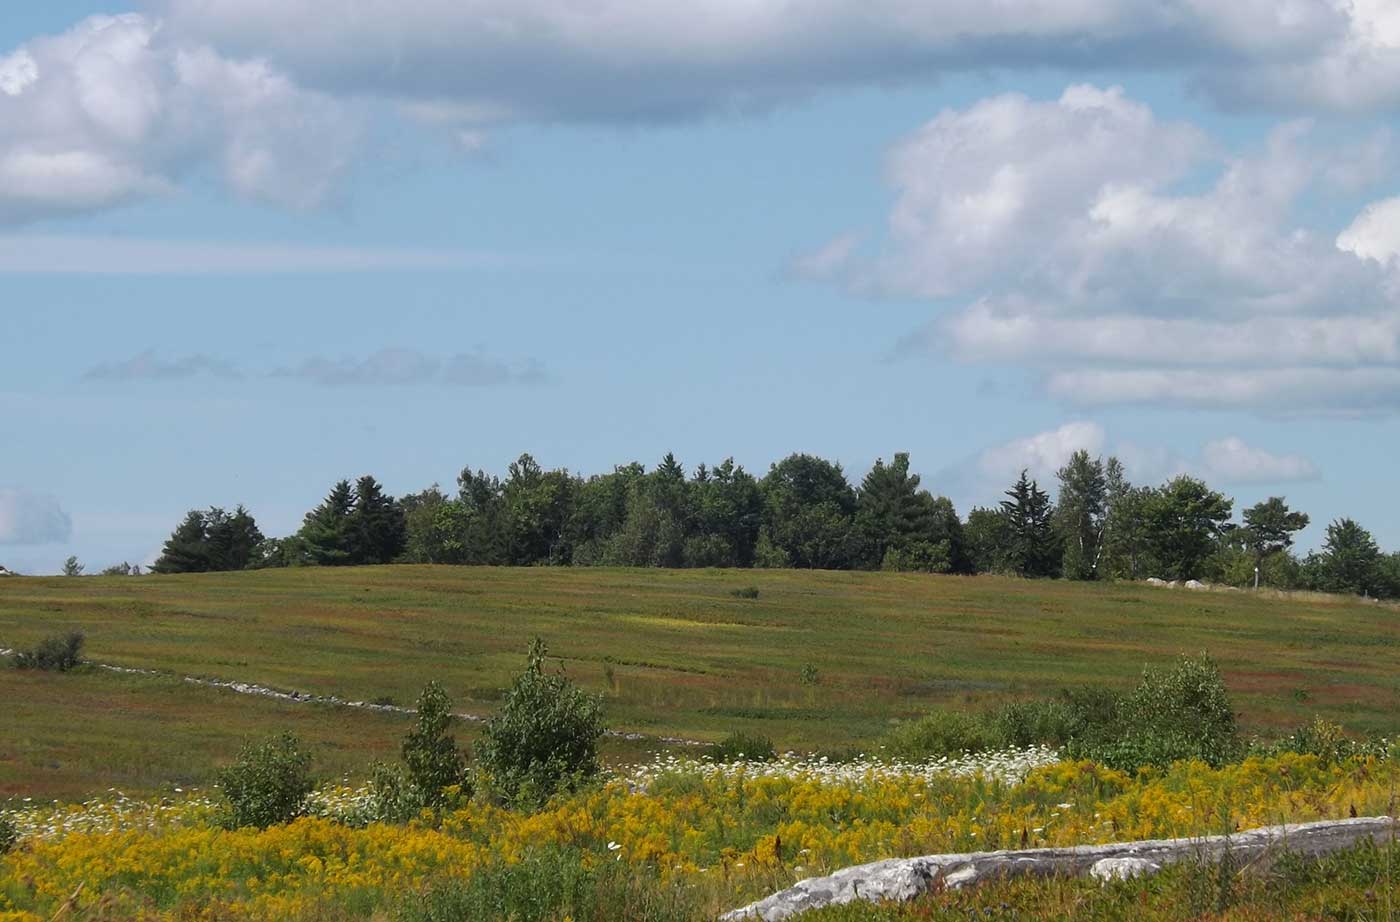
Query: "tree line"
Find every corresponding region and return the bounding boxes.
[148,450,1400,598]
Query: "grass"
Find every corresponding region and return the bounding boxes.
[2,565,1399,798]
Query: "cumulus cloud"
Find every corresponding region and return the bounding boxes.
[941,423,1318,507]
[274,348,550,387]
[0,14,358,224]
[974,421,1107,487]
[0,489,72,545]
[84,350,241,381]
[1198,437,1318,484]
[145,0,1400,122]
[849,85,1400,413]
[5,3,1398,220]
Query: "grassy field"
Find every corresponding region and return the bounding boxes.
[2,565,1398,799]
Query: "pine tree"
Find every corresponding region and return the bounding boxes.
[299,480,356,566]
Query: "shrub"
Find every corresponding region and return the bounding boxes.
[0,814,15,854]
[216,732,313,829]
[731,586,760,599]
[707,731,777,763]
[989,697,1075,748]
[402,681,469,807]
[370,682,471,822]
[799,662,819,685]
[880,708,994,759]
[13,631,84,672]
[368,761,423,824]
[1074,654,1240,771]
[880,540,953,574]
[1260,717,1389,764]
[682,534,734,568]
[476,638,605,808]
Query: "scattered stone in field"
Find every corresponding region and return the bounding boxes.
[1145,578,1166,586]
[1184,579,1208,590]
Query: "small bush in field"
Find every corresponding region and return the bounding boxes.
[402,681,469,805]
[216,732,313,829]
[1260,717,1388,764]
[476,638,604,808]
[13,631,84,672]
[707,731,777,763]
[372,681,471,820]
[1074,654,1239,771]
[880,708,995,759]
[731,586,760,599]
[0,814,15,854]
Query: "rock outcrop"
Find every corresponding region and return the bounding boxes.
[721,817,1397,921]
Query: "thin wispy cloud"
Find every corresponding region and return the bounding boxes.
[84,350,242,382]
[272,348,551,388]
[0,488,72,545]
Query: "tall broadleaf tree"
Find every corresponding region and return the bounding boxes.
[1145,476,1233,581]
[1054,450,1108,580]
[1241,497,1309,589]
[502,454,577,566]
[761,453,858,569]
[1312,518,1383,596]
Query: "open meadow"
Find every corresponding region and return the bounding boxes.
[2,566,1398,798]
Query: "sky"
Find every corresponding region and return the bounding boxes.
[3,0,1400,573]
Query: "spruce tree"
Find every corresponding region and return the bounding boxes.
[152,510,212,573]
[1000,470,1060,578]
[299,480,356,566]
[351,476,407,564]
[205,505,265,571]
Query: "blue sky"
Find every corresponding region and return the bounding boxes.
[2,1,1399,572]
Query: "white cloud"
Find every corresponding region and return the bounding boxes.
[0,15,358,224]
[975,421,1106,486]
[1198,437,1318,484]
[847,86,1400,414]
[942,424,1318,507]
[1338,196,1400,265]
[144,0,1400,121]
[0,489,72,545]
[1044,368,1400,412]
